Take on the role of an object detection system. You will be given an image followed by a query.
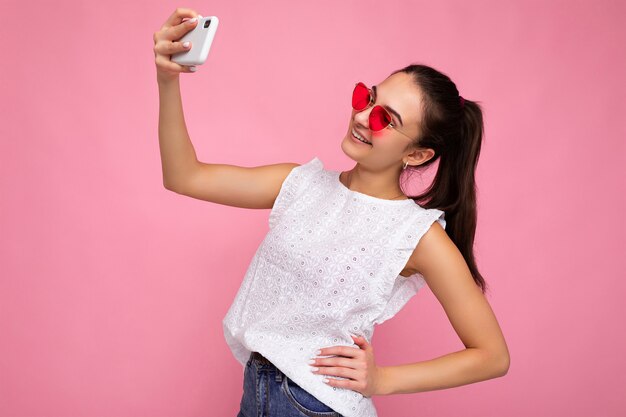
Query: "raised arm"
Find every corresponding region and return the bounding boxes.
[154,8,299,209]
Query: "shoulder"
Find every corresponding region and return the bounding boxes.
[404,217,453,276]
[405,217,474,295]
[288,156,324,177]
[272,157,324,191]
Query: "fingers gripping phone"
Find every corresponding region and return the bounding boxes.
[171,16,219,66]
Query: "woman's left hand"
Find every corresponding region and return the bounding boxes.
[309,334,385,398]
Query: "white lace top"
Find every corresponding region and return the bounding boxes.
[222,156,446,417]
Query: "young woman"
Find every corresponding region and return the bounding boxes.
[154,8,510,417]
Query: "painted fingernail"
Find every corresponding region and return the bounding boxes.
[183,42,190,48]
[188,17,197,24]
[323,378,329,383]
[189,66,197,72]
[307,359,315,364]
[310,367,319,372]
[315,350,321,355]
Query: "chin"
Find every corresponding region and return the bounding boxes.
[340,133,365,163]
[340,133,352,157]
[340,133,356,159]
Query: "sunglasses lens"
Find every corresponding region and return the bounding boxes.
[369,106,392,131]
[352,82,393,133]
[352,83,371,111]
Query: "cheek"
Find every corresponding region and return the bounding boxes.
[371,132,406,151]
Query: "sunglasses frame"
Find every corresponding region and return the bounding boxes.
[352,82,414,140]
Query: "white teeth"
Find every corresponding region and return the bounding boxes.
[352,128,371,144]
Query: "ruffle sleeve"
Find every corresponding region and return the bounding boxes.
[373,208,446,325]
[268,156,323,229]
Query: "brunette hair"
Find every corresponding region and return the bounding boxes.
[392,63,488,294]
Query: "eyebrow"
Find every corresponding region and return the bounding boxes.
[372,85,404,126]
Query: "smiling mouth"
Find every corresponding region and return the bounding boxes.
[351,127,372,145]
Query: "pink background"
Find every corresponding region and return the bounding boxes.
[1,0,625,416]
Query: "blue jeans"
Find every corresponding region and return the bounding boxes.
[237,351,344,417]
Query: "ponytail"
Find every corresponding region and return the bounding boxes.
[392,64,488,294]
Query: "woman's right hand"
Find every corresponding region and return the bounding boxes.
[153,8,202,83]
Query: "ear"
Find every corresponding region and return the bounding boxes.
[404,146,435,167]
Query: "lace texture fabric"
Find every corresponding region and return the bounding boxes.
[222,156,446,417]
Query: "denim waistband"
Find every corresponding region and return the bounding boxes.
[250,351,274,366]
[249,351,285,382]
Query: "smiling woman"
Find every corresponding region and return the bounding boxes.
[155,9,507,415]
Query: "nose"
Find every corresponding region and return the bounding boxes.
[353,107,372,130]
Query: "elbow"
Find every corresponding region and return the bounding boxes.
[163,176,190,194]
[163,175,172,190]
[478,347,510,378]
[163,179,180,192]
[498,356,510,377]
[493,350,510,377]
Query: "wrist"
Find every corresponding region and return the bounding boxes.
[375,366,393,396]
[157,74,180,86]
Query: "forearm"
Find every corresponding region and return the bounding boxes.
[157,77,199,189]
[376,348,508,396]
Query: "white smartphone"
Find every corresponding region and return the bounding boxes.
[171,16,219,66]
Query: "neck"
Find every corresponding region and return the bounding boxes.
[343,169,408,200]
